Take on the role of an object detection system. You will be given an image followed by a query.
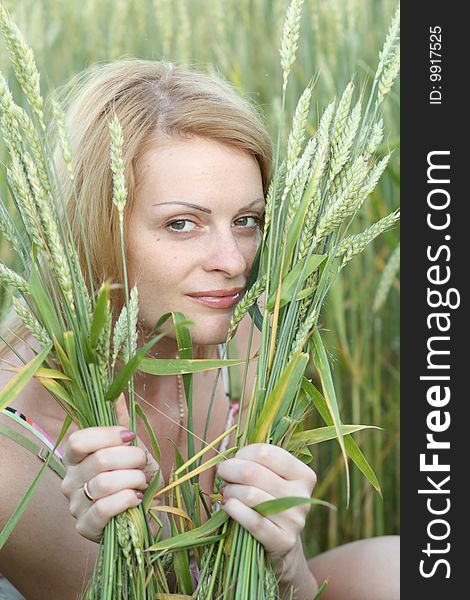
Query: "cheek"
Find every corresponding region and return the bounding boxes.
[243,235,261,269]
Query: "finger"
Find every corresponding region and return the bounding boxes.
[114,395,162,488]
[87,468,148,501]
[221,497,296,558]
[75,489,144,543]
[217,457,290,498]
[115,393,130,429]
[77,445,147,483]
[222,484,307,533]
[235,443,317,487]
[63,426,136,467]
[141,450,164,490]
[222,483,273,509]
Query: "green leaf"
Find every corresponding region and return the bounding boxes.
[0,343,52,412]
[296,445,314,464]
[243,243,264,333]
[135,403,161,462]
[105,333,164,402]
[266,254,326,310]
[150,312,193,335]
[151,534,224,556]
[37,377,82,416]
[171,311,193,360]
[248,300,264,333]
[142,463,163,512]
[313,580,329,599]
[138,356,247,376]
[29,265,62,343]
[311,330,350,504]
[169,439,195,522]
[89,281,110,349]
[147,508,230,552]
[284,177,319,268]
[252,352,309,443]
[302,378,382,495]
[288,424,381,449]
[253,496,335,516]
[34,368,71,380]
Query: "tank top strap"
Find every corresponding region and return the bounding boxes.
[2,406,64,461]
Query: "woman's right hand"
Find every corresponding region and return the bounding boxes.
[61,395,162,543]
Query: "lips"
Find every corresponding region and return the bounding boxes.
[187,288,245,298]
[186,287,244,309]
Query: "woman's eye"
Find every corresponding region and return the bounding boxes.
[233,216,261,228]
[166,219,197,233]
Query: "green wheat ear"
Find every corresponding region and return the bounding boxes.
[279,0,304,90]
[335,209,400,268]
[0,2,45,129]
[12,296,51,348]
[227,275,267,341]
[0,261,29,294]
[109,115,128,219]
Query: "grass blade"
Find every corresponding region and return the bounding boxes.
[0,342,52,412]
[302,377,382,494]
[287,424,380,449]
[311,330,350,505]
[253,496,335,516]
[252,352,309,443]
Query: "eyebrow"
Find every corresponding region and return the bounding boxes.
[152,198,265,214]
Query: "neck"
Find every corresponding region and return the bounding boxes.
[136,325,219,360]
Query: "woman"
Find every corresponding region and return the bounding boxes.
[0,59,399,599]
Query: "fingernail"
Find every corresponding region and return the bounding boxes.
[136,491,144,500]
[120,430,136,443]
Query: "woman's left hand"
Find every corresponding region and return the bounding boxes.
[217,443,316,577]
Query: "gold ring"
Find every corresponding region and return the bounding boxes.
[83,481,94,502]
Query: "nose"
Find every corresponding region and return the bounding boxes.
[202,227,248,277]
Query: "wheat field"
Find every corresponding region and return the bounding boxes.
[0,0,400,561]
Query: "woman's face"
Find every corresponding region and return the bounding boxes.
[126,136,265,346]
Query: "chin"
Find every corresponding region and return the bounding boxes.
[188,316,232,346]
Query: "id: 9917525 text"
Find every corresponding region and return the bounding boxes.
[429,26,442,105]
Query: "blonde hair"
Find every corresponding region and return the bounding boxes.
[60,58,272,313]
[1,58,273,354]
